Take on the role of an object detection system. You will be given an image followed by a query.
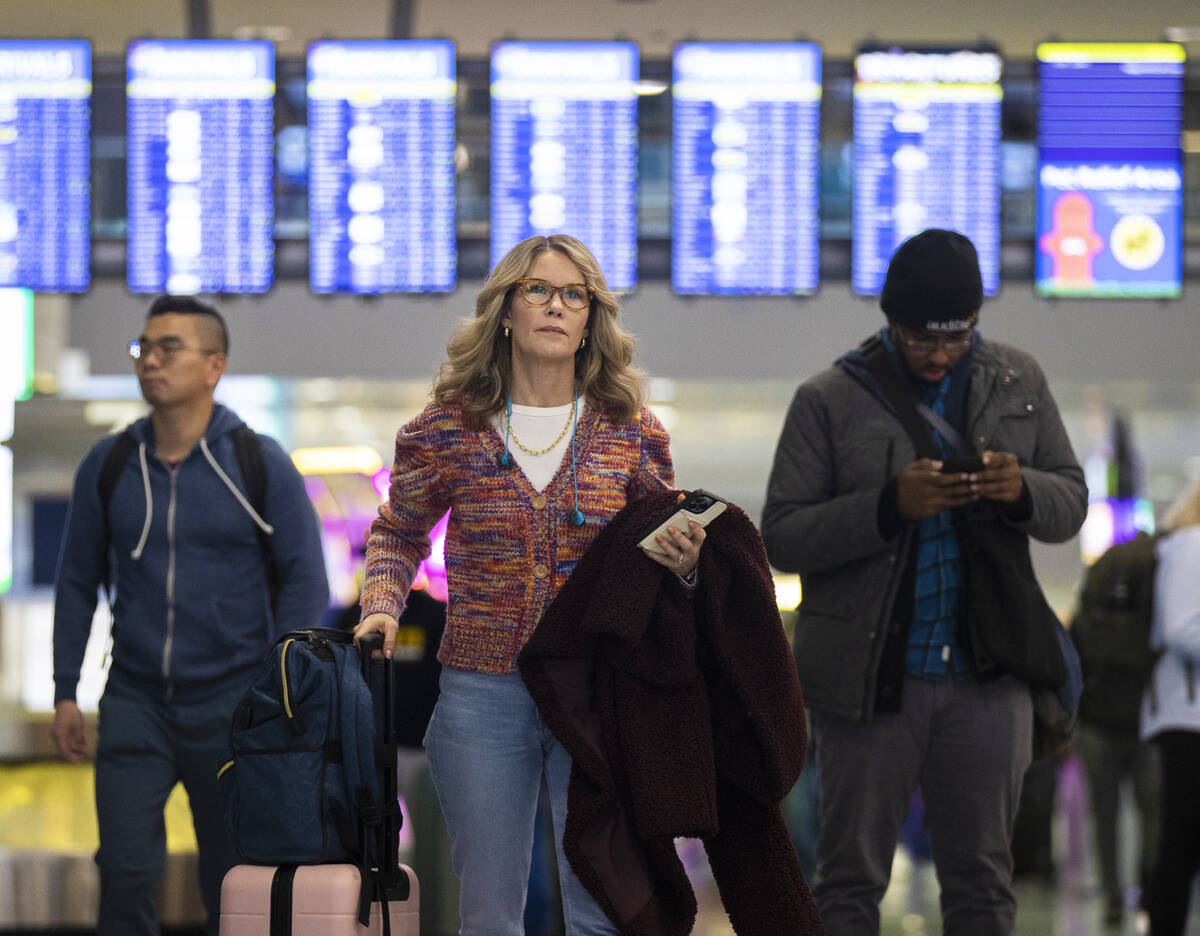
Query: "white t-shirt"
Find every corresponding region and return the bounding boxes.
[491,399,580,492]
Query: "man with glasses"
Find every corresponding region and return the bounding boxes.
[762,229,1086,935]
[52,295,328,936]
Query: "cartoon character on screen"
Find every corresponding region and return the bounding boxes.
[1039,191,1103,287]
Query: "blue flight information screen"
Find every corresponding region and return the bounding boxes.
[490,42,638,291]
[672,42,821,296]
[308,40,457,294]
[852,48,1002,295]
[126,40,275,295]
[1036,43,1185,299]
[0,40,91,292]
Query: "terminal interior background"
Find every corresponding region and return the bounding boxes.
[2,0,1200,932]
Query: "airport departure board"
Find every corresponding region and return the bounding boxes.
[308,40,457,293]
[0,40,91,292]
[490,41,638,290]
[1036,43,1185,298]
[126,39,275,295]
[672,42,821,295]
[852,48,1002,295]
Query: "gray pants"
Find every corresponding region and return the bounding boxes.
[810,673,1033,936]
[1075,723,1160,905]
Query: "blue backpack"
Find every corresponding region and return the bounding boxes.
[219,628,382,866]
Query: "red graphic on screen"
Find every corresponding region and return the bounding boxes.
[1039,191,1104,285]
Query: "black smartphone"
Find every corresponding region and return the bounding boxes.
[636,489,728,554]
[940,455,984,474]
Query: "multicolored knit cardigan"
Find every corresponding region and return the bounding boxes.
[360,398,675,674]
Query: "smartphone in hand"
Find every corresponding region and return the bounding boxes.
[940,455,984,474]
[636,489,728,554]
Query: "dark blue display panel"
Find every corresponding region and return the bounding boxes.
[0,41,91,292]
[671,43,821,296]
[126,40,275,295]
[1036,44,1185,299]
[852,49,1002,295]
[490,42,638,290]
[307,40,457,294]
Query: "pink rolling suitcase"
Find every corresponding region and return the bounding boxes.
[219,632,418,935]
[219,863,418,936]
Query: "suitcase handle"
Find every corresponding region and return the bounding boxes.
[356,630,405,890]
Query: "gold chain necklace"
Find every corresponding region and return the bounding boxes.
[508,396,576,456]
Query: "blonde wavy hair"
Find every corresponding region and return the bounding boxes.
[434,235,646,427]
[1161,477,1200,532]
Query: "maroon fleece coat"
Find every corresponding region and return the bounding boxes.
[519,491,824,936]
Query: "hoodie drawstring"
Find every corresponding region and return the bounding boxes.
[131,442,153,560]
[200,437,275,535]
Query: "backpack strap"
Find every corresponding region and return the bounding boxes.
[96,429,139,597]
[859,336,941,461]
[232,425,280,615]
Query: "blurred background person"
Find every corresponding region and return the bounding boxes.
[51,296,329,936]
[1141,479,1200,936]
[1071,528,1162,926]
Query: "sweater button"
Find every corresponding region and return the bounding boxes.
[532,495,547,510]
[533,563,549,579]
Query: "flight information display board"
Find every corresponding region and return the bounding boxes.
[1036,43,1185,298]
[672,42,821,296]
[308,40,457,293]
[126,39,275,295]
[0,40,91,292]
[852,48,1002,295]
[490,41,638,290]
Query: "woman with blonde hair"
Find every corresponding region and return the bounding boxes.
[1142,477,1200,936]
[355,234,704,935]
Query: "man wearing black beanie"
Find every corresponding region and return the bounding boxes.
[762,229,1087,935]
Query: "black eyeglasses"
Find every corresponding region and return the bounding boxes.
[896,327,973,355]
[128,338,220,362]
[514,278,594,312]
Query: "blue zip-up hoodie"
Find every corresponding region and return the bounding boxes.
[53,404,329,704]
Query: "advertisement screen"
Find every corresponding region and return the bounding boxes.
[0,40,91,292]
[126,39,275,295]
[490,41,638,290]
[852,47,1002,295]
[671,42,821,296]
[307,40,457,294]
[1036,43,1185,298]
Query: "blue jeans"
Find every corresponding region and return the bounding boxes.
[94,676,245,936]
[423,667,618,936]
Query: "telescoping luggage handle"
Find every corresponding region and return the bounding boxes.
[356,630,410,928]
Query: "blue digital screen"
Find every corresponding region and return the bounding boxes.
[1036,44,1185,299]
[0,40,91,292]
[671,43,821,296]
[126,40,275,295]
[307,40,457,294]
[852,49,1003,295]
[490,41,638,291]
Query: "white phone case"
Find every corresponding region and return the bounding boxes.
[637,500,728,554]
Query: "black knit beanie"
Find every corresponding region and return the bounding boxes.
[880,229,982,331]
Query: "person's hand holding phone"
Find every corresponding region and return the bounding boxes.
[970,450,1023,503]
[896,458,978,520]
[640,492,709,577]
